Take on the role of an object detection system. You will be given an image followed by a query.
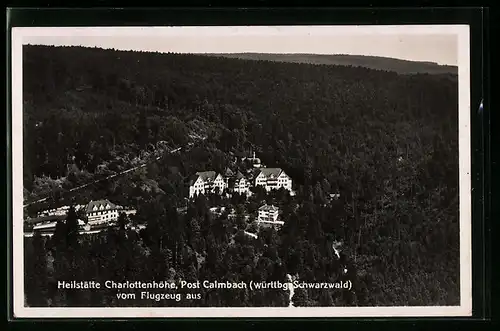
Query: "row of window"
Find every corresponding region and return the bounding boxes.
[236,185,249,190]
[262,183,291,188]
[89,214,118,221]
[193,183,227,188]
[258,216,279,222]
[256,179,291,184]
[259,213,279,216]
[89,211,118,216]
[193,184,204,190]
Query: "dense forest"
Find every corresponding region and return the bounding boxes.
[204,53,458,75]
[23,45,459,307]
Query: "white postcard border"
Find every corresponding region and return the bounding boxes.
[11,25,472,318]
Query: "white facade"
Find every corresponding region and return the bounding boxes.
[85,200,135,225]
[277,172,292,191]
[188,162,291,199]
[233,177,250,195]
[254,168,292,192]
[255,172,267,188]
[257,204,280,223]
[189,176,205,198]
[213,174,227,194]
[188,171,227,198]
[87,203,120,225]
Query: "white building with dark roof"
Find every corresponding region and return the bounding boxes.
[188,171,227,198]
[254,168,292,192]
[86,199,123,225]
[85,199,135,224]
[257,204,283,226]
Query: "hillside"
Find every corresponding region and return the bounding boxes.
[22,45,459,308]
[203,53,458,75]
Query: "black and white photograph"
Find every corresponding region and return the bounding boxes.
[12,25,471,318]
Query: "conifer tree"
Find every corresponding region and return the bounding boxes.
[25,232,48,306]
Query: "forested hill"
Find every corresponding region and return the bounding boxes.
[203,53,458,75]
[23,45,459,307]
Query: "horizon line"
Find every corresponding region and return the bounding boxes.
[24,43,457,67]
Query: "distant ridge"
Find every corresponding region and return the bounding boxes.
[202,53,458,75]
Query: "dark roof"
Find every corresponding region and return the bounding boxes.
[188,174,201,185]
[250,168,260,181]
[257,168,283,178]
[196,171,217,181]
[25,215,66,225]
[258,204,279,212]
[86,199,117,213]
[229,172,247,187]
[224,168,235,177]
[189,171,219,186]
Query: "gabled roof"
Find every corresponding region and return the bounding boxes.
[256,168,283,179]
[235,171,245,180]
[258,204,279,212]
[189,171,218,185]
[188,174,201,185]
[196,171,217,181]
[86,199,117,213]
[224,168,235,177]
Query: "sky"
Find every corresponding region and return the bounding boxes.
[18,26,462,66]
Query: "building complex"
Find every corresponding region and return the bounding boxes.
[25,199,137,237]
[188,153,293,199]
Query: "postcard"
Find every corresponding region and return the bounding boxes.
[11,24,471,318]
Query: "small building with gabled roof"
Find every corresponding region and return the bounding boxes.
[86,199,123,225]
[86,199,136,225]
[257,204,281,224]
